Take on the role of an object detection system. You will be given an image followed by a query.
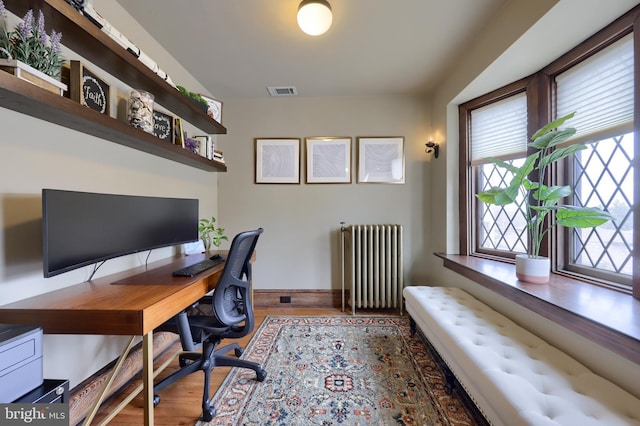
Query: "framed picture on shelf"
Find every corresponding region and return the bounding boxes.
[152,110,174,143]
[62,60,110,114]
[305,137,351,184]
[255,138,300,184]
[200,94,223,124]
[357,137,405,184]
[174,118,185,148]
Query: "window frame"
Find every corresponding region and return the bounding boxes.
[459,5,640,299]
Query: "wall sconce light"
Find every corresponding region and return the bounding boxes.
[425,139,440,159]
[297,0,333,36]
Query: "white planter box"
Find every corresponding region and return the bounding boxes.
[0,59,67,96]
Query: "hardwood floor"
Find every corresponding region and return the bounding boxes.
[97,307,350,425]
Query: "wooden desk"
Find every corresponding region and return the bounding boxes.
[0,252,225,425]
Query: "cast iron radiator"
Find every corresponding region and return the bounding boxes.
[340,224,404,315]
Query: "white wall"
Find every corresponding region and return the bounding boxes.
[0,1,220,387]
[217,95,432,292]
[429,0,640,399]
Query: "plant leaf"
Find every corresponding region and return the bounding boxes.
[530,128,577,150]
[539,143,587,168]
[533,185,571,205]
[531,112,576,140]
[555,207,613,228]
[476,188,516,206]
[484,157,519,174]
[509,152,539,188]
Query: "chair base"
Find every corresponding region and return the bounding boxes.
[153,341,267,421]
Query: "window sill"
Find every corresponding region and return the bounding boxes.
[435,253,640,365]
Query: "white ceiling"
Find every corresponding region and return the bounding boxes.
[115,0,507,99]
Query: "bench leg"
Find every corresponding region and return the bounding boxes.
[443,369,456,395]
[409,316,416,336]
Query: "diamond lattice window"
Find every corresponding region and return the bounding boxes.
[570,133,633,276]
[478,159,528,253]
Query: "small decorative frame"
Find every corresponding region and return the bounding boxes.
[255,138,301,184]
[174,117,185,148]
[306,137,352,184]
[63,60,110,114]
[152,110,174,143]
[357,137,405,183]
[200,94,223,124]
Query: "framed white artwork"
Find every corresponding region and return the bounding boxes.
[357,137,405,184]
[306,137,352,184]
[255,138,301,184]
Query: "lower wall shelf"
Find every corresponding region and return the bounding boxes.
[0,71,227,172]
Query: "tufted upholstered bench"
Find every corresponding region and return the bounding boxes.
[403,285,640,426]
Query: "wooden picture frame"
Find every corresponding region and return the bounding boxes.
[152,110,174,143]
[357,137,405,183]
[200,94,223,124]
[306,137,352,183]
[174,117,185,148]
[63,60,110,114]
[255,138,300,184]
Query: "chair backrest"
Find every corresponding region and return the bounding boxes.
[211,228,263,335]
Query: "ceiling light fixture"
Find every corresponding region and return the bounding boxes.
[297,0,333,36]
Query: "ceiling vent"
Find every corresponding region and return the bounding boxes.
[267,86,298,96]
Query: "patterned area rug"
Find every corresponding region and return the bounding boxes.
[201,316,488,426]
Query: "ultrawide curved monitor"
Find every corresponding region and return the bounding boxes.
[42,189,199,278]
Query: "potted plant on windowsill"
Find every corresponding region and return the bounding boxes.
[0,1,67,95]
[476,112,612,284]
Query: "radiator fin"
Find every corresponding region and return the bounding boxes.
[341,224,403,314]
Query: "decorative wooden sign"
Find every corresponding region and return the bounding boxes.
[152,110,174,143]
[65,60,110,114]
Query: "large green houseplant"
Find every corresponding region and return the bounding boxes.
[476,112,612,283]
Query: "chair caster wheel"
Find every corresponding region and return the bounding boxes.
[153,394,160,407]
[201,407,216,422]
[179,357,193,367]
[256,369,267,382]
[234,347,244,357]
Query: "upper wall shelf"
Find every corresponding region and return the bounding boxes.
[4,0,226,135]
[1,0,227,172]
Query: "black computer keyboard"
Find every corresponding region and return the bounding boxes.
[172,256,224,277]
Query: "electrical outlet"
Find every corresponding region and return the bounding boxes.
[279,296,291,303]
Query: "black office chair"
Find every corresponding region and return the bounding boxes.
[153,228,267,422]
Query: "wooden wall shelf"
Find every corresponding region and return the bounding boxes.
[2,0,227,172]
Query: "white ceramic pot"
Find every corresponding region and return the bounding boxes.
[515,254,550,284]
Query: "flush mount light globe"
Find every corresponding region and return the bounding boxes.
[297,0,333,36]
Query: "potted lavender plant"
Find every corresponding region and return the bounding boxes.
[0,1,67,95]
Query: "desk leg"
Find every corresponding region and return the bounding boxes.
[83,336,136,425]
[143,331,154,426]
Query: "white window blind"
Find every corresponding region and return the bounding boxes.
[470,92,528,165]
[556,34,633,144]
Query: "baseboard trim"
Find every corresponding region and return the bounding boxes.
[254,289,342,308]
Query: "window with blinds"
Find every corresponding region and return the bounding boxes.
[556,34,633,145]
[460,4,639,292]
[470,92,528,165]
[555,33,634,286]
[470,92,529,255]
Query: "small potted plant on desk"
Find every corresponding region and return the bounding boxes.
[199,216,228,252]
[476,112,612,284]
